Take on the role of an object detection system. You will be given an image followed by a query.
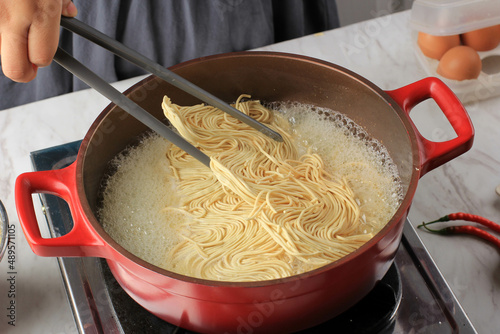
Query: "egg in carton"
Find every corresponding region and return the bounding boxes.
[410,0,500,103]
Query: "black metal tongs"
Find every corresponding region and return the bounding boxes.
[54,17,283,168]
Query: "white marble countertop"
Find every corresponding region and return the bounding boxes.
[1,10,499,334]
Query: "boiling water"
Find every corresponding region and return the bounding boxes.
[99,103,403,273]
[269,101,403,234]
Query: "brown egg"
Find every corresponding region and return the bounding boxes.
[417,32,461,60]
[462,25,500,51]
[437,46,482,81]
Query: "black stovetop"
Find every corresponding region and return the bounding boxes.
[31,141,477,334]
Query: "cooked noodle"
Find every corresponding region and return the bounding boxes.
[160,95,374,281]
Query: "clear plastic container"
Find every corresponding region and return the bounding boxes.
[410,0,500,103]
[0,201,9,262]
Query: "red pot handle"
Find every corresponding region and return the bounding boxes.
[15,162,109,258]
[385,77,474,176]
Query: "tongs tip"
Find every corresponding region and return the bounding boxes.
[265,130,284,142]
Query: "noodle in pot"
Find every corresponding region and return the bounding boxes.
[99,95,401,282]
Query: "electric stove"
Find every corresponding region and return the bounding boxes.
[30,141,477,334]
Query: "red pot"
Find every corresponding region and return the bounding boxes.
[15,52,473,334]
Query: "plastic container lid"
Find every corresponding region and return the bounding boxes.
[410,0,500,36]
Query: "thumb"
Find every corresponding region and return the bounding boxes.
[61,0,78,17]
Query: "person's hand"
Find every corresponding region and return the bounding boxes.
[0,0,77,82]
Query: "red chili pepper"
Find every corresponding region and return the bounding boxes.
[425,212,500,233]
[419,222,500,248]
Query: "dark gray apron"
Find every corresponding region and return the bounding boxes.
[0,0,338,110]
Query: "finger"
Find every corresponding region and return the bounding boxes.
[1,29,37,82]
[28,1,63,67]
[61,0,78,17]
